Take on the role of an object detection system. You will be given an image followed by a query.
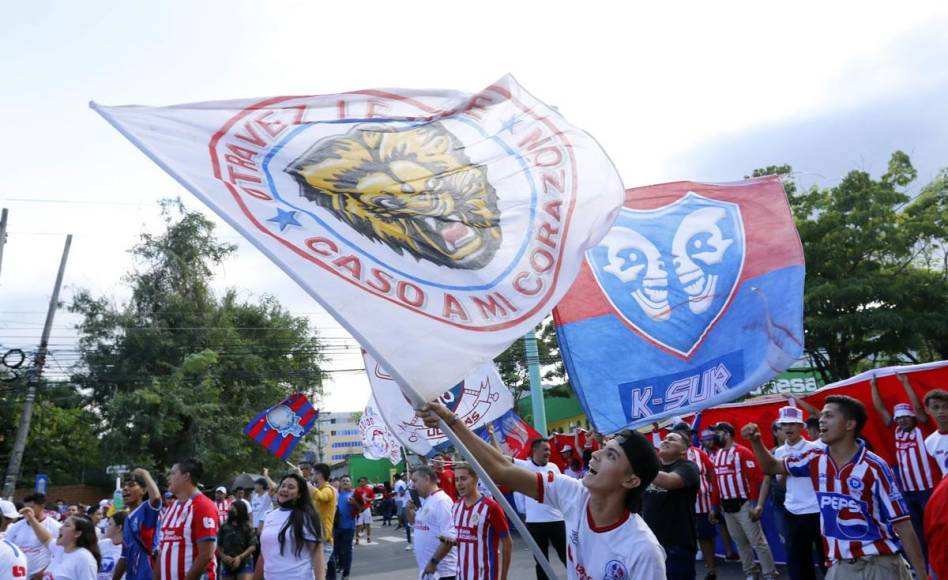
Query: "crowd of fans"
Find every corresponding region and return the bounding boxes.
[2,380,947,579]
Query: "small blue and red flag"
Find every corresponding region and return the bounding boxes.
[244,393,318,460]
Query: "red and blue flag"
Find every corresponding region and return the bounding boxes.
[554,178,805,433]
[244,393,318,460]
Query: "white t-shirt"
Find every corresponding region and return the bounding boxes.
[97,539,122,580]
[412,490,458,580]
[537,471,666,580]
[44,542,98,580]
[5,516,61,576]
[1,539,28,578]
[251,491,273,528]
[260,507,320,579]
[773,438,821,514]
[513,459,564,522]
[394,480,410,508]
[564,467,586,479]
[925,430,948,476]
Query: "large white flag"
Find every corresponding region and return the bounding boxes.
[359,396,404,465]
[363,351,513,457]
[93,75,623,401]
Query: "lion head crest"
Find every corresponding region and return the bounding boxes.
[284,122,502,270]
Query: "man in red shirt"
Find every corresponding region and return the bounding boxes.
[157,458,219,580]
[711,421,777,580]
[453,463,511,580]
[925,476,948,579]
[353,477,376,545]
[871,374,940,566]
[437,454,459,502]
[213,486,232,525]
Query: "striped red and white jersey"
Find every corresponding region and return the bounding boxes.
[214,498,232,524]
[712,444,762,501]
[452,495,510,580]
[687,447,718,513]
[157,493,219,580]
[893,426,940,492]
[785,444,910,562]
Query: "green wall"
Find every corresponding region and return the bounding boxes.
[346,454,405,484]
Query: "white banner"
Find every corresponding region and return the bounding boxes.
[363,351,513,456]
[93,75,623,402]
[359,396,403,465]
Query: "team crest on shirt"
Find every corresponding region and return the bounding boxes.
[847,477,863,492]
[603,560,628,580]
[470,513,480,526]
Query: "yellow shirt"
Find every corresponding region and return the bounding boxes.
[311,482,337,544]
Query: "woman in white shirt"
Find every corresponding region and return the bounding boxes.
[19,507,99,580]
[97,511,125,580]
[254,473,324,580]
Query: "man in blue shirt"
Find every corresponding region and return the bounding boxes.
[329,475,357,580]
[113,467,161,580]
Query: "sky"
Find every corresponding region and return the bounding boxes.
[1,1,946,412]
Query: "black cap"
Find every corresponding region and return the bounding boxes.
[615,430,660,512]
[712,421,735,436]
[670,422,693,434]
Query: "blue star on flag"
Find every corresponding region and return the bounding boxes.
[267,208,301,231]
[500,115,520,134]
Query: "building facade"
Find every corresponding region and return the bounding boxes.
[304,411,364,464]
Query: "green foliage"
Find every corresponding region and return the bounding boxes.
[493,317,568,407]
[0,379,102,487]
[750,153,948,382]
[69,200,325,484]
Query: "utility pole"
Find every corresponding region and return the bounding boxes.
[0,208,8,283]
[2,235,72,498]
[524,329,548,435]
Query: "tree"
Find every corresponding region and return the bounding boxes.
[493,317,570,409]
[0,378,102,487]
[70,200,326,483]
[750,152,948,383]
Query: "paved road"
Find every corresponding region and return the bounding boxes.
[338,520,787,579]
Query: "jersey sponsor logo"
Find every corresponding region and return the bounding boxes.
[603,559,629,580]
[818,492,881,541]
[588,192,745,357]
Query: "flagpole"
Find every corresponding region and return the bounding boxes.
[434,415,560,580]
[378,363,560,580]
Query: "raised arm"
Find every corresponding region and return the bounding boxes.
[870,376,893,426]
[897,374,928,423]
[19,508,53,545]
[784,394,820,419]
[485,423,504,453]
[740,424,787,476]
[418,403,542,500]
[261,467,277,491]
[133,468,162,508]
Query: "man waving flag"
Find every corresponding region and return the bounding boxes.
[93,75,624,403]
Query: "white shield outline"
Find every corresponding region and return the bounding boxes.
[589,191,746,359]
